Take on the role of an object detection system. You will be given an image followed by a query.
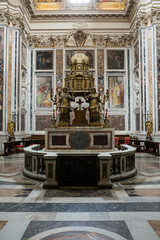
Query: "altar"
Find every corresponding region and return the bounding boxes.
[23,52,136,189]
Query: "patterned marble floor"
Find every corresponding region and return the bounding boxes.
[0,153,160,240]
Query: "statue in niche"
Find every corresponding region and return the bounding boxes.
[7,121,15,139]
[58,87,74,123]
[86,88,102,123]
[146,120,153,139]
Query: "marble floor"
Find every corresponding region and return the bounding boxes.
[0,153,160,240]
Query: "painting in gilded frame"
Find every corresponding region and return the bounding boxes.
[66,50,95,69]
[96,0,126,11]
[34,0,63,11]
[108,76,124,108]
[36,51,53,70]
[107,50,125,70]
[134,41,139,66]
[36,76,52,109]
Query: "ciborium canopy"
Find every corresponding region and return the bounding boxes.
[65,52,94,97]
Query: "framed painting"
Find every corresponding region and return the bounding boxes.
[36,51,53,70]
[34,0,63,11]
[107,50,125,70]
[96,0,126,10]
[66,50,94,69]
[108,76,124,108]
[134,42,139,66]
[36,76,52,108]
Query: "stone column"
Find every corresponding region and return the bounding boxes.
[97,153,112,188]
[43,153,58,189]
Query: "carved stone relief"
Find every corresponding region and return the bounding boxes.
[65,30,94,48]
[105,34,132,47]
[133,68,140,107]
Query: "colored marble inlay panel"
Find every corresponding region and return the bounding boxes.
[136,113,140,131]
[52,135,66,145]
[56,50,63,90]
[30,50,33,131]
[148,29,153,121]
[8,30,13,122]
[0,221,7,231]
[156,26,160,130]
[0,189,32,197]
[134,41,139,66]
[128,49,131,131]
[36,115,51,130]
[0,27,4,131]
[0,160,24,174]
[44,189,112,197]
[108,115,125,130]
[140,32,143,130]
[97,49,104,92]
[126,188,160,197]
[42,231,114,240]
[148,220,160,238]
[21,220,133,240]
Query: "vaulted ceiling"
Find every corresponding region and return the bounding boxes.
[22,0,137,20]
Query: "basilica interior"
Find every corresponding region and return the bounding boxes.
[0,0,160,239]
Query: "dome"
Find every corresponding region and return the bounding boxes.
[71,53,89,65]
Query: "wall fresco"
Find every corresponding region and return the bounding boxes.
[36,115,52,131]
[0,27,4,131]
[108,115,125,130]
[36,76,52,108]
[108,76,124,108]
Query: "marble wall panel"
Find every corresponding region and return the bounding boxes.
[156,26,160,130]
[8,30,13,122]
[0,27,4,131]
[148,29,153,121]
[108,115,125,130]
[56,50,63,92]
[97,49,104,93]
[36,115,52,131]
[134,41,139,66]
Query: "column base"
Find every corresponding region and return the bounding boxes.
[43,180,58,189]
[97,180,112,189]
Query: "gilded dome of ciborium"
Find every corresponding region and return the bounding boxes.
[65,52,94,97]
[71,53,89,65]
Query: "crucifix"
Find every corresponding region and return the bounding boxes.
[76,98,84,111]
